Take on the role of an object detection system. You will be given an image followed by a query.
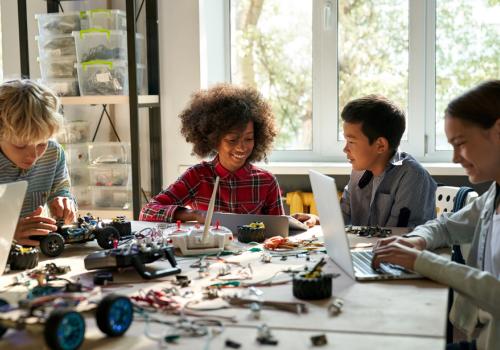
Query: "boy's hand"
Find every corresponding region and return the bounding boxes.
[371,241,421,271]
[14,206,57,246]
[292,213,319,227]
[49,196,76,224]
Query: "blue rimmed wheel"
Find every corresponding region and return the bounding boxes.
[96,294,133,337]
[44,309,85,350]
[0,299,9,338]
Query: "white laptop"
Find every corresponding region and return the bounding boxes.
[211,212,308,238]
[309,170,421,281]
[0,181,28,275]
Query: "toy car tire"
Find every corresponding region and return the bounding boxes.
[96,227,120,249]
[40,233,65,257]
[293,273,333,300]
[44,309,85,350]
[96,294,133,337]
[8,247,39,270]
[0,299,9,338]
[237,226,266,243]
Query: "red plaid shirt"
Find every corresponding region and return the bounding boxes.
[139,157,284,222]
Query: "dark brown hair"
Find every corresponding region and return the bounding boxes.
[180,83,277,162]
[341,95,406,151]
[445,80,500,129]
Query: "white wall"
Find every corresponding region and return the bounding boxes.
[158,0,201,185]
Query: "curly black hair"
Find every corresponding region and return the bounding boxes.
[180,83,277,162]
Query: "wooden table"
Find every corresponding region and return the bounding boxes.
[0,223,448,349]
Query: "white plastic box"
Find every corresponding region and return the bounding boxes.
[89,164,131,187]
[92,186,131,209]
[39,56,77,79]
[83,9,127,31]
[36,34,76,59]
[71,186,92,208]
[36,12,81,36]
[69,166,89,186]
[64,143,89,166]
[42,78,79,96]
[58,120,90,144]
[73,30,143,63]
[88,142,130,164]
[76,60,128,95]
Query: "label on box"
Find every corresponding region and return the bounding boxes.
[96,72,111,83]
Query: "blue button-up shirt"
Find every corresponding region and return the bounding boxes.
[341,151,437,227]
[0,140,73,217]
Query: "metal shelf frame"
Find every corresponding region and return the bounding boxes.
[17,0,163,219]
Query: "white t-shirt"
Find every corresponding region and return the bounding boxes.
[484,212,500,278]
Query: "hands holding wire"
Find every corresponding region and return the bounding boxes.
[371,236,427,271]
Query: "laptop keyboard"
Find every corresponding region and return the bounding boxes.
[351,250,409,277]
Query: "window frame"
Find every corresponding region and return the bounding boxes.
[202,0,464,163]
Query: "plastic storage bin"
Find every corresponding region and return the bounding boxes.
[89,164,131,186]
[36,34,76,58]
[84,9,127,31]
[88,142,130,164]
[36,12,81,36]
[71,186,92,208]
[42,77,79,96]
[76,60,128,95]
[69,166,89,186]
[92,186,131,209]
[64,143,89,166]
[73,30,144,63]
[58,120,90,144]
[39,56,77,79]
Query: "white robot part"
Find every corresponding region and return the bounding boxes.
[167,176,234,256]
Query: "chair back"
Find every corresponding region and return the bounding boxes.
[435,186,478,217]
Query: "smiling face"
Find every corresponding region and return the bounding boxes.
[342,121,390,176]
[445,116,500,184]
[0,139,49,170]
[216,121,255,172]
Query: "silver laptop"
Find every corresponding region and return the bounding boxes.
[309,170,421,281]
[211,212,308,238]
[0,181,28,275]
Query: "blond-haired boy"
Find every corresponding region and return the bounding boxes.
[0,79,76,246]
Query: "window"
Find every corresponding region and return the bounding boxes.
[230,0,313,151]
[434,0,500,151]
[204,0,500,162]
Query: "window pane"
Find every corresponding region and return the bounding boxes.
[338,0,409,140]
[435,0,500,151]
[230,0,312,150]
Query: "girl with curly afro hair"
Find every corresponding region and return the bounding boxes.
[140,83,284,223]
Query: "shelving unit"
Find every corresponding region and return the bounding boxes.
[17,0,163,219]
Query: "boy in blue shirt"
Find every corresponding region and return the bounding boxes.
[0,80,76,246]
[297,95,436,227]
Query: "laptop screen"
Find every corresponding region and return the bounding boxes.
[0,181,28,275]
[309,170,356,279]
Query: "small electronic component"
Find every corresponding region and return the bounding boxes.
[345,225,392,238]
[256,324,278,346]
[311,334,328,346]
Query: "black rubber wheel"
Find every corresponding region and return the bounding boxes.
[96,227,120,249]
[0,299,9,338]
[8,247,39,270]
[40,233,65,257]
[293,273,333,300]
[44,309,85,350]
[95,294,133,337]
[236,226,266,243]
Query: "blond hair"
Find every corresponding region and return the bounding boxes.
[0,79,62,144]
